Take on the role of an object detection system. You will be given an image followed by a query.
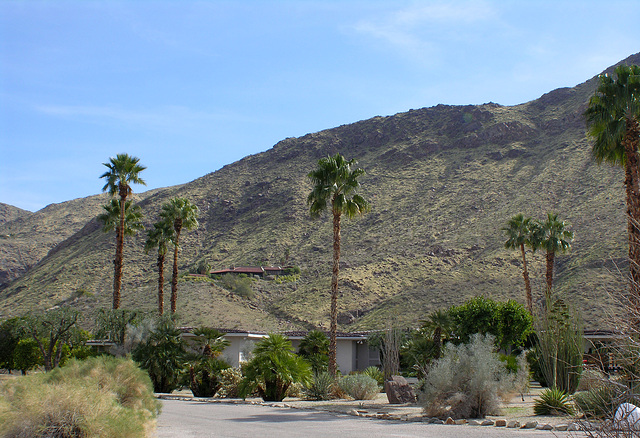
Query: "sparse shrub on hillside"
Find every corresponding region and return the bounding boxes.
[0,356,159,438]
[219,274,255,299]
[338,374,379,400]
[419,334,528,419]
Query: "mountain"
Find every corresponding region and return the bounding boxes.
[2,53,639,330]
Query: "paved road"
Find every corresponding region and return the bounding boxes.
[156,399,581,438]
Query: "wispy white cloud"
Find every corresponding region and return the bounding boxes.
[351,1,500,66]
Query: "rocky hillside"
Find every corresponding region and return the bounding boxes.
[1,53,638,330]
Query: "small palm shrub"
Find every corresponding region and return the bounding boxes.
[533,387,575,416]
[217,367,243,398]
[305,371,335,400]
[339,374,379,400]
[362,366,384,387]
[419,334,529,419]
[238,334,312,401]
[189,357,230,397]
[132,316,187,393]
[0,356,159,438]
[297,330,330,374]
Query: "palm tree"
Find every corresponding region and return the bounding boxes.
[420,309,452,360]
[585,64,640,308]
[160,198,199,313]
[100,154,146,309]
[98,198,144,309]
[503,214,537,313]
[307,153,370,377]
[297,330,330,374]
[144,220,175,315]
[538,213,573,305]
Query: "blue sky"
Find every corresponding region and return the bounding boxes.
[2,1,640,212]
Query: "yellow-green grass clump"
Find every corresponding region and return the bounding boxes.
[0,356,161,438]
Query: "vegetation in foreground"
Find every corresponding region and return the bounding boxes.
[0,356,160,438]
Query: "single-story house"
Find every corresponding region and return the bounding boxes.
[182,328,381,375]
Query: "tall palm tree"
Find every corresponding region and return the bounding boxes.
[307,153,370,376]
[503,214,537,313]
[100,154,146,309]
[538,213,573,305]
[586,64,640,308]
[160,198,199,313]
[98,198,144,309]
[144,220,175,315]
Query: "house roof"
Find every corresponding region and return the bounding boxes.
[179,327,372,340]
[210,266,292,275]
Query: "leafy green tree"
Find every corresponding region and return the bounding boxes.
[145,220,175,315]
[497,300,533,353]
[537,213,573,303]
[100,153,146,310]
[420,309,453,360]
[12,338,42,374]
[297,330,330,374]
[307,153,370,376]
[160,198,200,313]
[0,317,24,370]
[585,64,640,309]
[18,307,81,371]
[132,315,187,393]
[503,214,537,313]
[239,334,312,402]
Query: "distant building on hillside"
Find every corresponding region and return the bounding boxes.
[210,266,293,278]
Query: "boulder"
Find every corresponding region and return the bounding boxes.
[384,376,416,404]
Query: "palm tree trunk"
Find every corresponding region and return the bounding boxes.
[624,118,640,316]
[329,209,341,377]
[158,252,165,315]
[520,243,533,313]
[113,191,127,310]
[545,251,555,308]
[170,229,181,313]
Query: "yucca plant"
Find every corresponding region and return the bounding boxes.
[533,387,575,416]
[305,371,335,400]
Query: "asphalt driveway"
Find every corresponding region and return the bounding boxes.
[155,399,579,438]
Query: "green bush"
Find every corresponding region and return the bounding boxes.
[533,387,575,416]
[0,356,160,438]
[338,374,379,400]
[219,274,254,299]
[305,371,335,400]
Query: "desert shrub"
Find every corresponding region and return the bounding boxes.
[217,367,243,398]
[533,387,575,416]
[362,366,384,386]
[419,333,528,419]
[0,356,159,438]
[338,374,379,400]
[304,371,335,400]
[573,380,640,419]
[576,367,607,392]
[286,382,304,397]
